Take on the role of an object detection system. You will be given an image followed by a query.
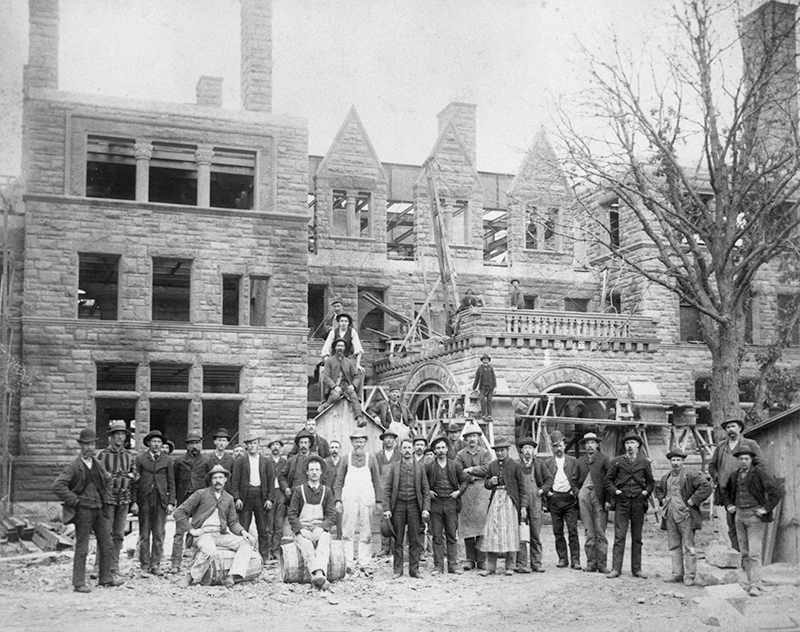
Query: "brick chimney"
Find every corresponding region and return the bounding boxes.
[24,0,59,90]
[741,1,798,156]
[437,102,477,166]
[240,0,272,113]
[196,76,224,108]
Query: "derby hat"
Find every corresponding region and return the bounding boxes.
[379,429,399,440]
[267,438,284,449]
[78,428,97,444]
[164,440,175,454]
[106,420,131,438]
[722,418,746,432]
[461,420,483,437]
[510,278,520,284]
[335,313,354,326]
[380,515,397,539]
[430,435,450,450]
[666,448,688,460]
[549,430,565,445]
[143,429,166,447]
[412,434,428,446]
[579,432,601,444]
[517,437,538,448]
[621,432,643,446]
[212,428,230,440]
[305,454,326,471]
[205,464,231,485]
[480,353,491,361]
[185,430,203,444]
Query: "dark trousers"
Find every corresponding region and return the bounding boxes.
[726,508,740,552]
[267,488,287,557]
[430,497,459,572]
[464,536,487,568]
[74,505,113,588]
[478,388,493,418]
[612,495,646,573]
[171,492,193,568]
[107,502,129,574]
[240,485,269,559]
[549,491,580,564]
[392,499,422,576]
[138,499,167,571]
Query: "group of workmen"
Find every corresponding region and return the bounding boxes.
[53,410,782,598]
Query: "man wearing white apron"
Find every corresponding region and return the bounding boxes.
[287,455,336,590]
[334,429,383,576]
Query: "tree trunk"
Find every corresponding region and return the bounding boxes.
[707,320,745,429]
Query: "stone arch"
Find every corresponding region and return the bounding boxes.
[402,360,460,423]
[512,364,620,415]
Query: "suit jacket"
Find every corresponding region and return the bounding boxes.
[280,453,313,499]
[655,468,712,530]
[288,432,331,459]
[604,453,655,501]
[207,451,235,493]
[52,456,112,522]
[383,458,431,515]
[322,354,360,396]
[173,487,244,535]
[482,458,528,517]
[708,437,762,504]
[721,464,783,522]
[472,364,497,391]
[374,448,401,476]
[232,453,275,503]
[542,454,579,496]
[132,450,176,508]
[368,400,413,427]
[425,458,468,509]
[322,456,341,489]
[173,451,211,504]
[576,452,610,505]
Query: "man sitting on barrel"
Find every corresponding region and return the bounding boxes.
[173,464,256,588]
[287,454,336,591]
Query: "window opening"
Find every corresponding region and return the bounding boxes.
[250,276,269,326]
[96,362,137,391]
[149,142,198,206]
[150,363,190,392]
[210,147,255,209]
[79,253,119,320]
[222,275,241,326]
[152,257,191,322]
[86,135,136,200]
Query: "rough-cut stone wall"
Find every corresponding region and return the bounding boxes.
[241,0,273,113]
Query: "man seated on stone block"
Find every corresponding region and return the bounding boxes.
[173,464,256,588]
[287,455,336,591]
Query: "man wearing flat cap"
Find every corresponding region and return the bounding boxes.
[576,431,611,573]
[288,454,336,591]
[324,295,345,335]
[53,428,125,593]
[457,420,493,571]
[174,464,256,588]
[426,435,467,575]
[721,447,783,596]
[604,431,654,579]
[375,428,401,556]
[655,448,712,586]
[708,418,762,551]
[97,420,137,578]
[171,431,211,573]
[232,432,275,561]
[131,429,176,577]
[472,354,497,421]
[515,436,552,573]
[543,430,581,570]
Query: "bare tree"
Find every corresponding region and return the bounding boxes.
[555,0,800,427]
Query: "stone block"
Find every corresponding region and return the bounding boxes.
[741,614,800,630]
[696,596,747,631]
[704,583,749,614]
[705,542,742,568]
[695,561,742,587]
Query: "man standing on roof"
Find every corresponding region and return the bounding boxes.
[472,354,497,421]
[508,279,525,310]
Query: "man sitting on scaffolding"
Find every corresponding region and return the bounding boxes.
[320,339,365,426]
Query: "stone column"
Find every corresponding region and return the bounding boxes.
[133,142,153,202]
[441,198,454,244]
[346,192,357,236]
[195,147,215,208]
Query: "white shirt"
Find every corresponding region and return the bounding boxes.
[553,455,571,492]
[81,457,93,469]
[248,454,261,486]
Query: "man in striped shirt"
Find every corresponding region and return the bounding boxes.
[97,420,137,577]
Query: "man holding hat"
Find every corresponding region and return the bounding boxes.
[543,430,581,570]
[472,354,497,421]
[516,436,553,573]
[383,437,431,578]
[375,428,401,556]
[131,429,176,576]
[426,435,467,575]
[208,428,235,490]
[709,418,762,551]
[53,427,124,592]
[576,431,611,573]
[655,448,712,586]
[721,447,783,596]
[288,454,337,591]
[334,428,382,576]
[171,431,211,573]
[604,431,654,579]
[267,438,288,557]
[97,420,137,577]
[173,464,256,588]
[232,433,275,561]
[457,420,493,571]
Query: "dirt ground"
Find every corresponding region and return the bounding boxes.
[1,519,799,632]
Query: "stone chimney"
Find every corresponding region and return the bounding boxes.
[24,0,59,90]
[196,76,224,108]
[240,0,272,113]
[437,102,477,166]
[741,1,798,156]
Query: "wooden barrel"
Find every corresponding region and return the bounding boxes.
[200,547,263,586]
[280,540,346,583]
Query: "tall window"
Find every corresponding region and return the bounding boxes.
[357,192,371,238]
[525,203,558,250]
[79,253,120,320]
[86,136,136,200]
[222,275,241,326]
[386,201,415,260]
[525,203,538,250]
[202,365,242,449]
[94,362,138,449]
[210,148,255,210]
[152,257,191,322]
[149,142,198,206]
[250,276,270,326]
[680,302,703,342]
[609,207,621,249]
[308,284,327,339]
[777,293,800,345]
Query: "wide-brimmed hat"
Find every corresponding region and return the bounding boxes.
[580,432,601,444]
[243,432,260,444]
[430,435,449,450]
[349,428,369,442]
[295,429,316,447]
[78,428,97,444]
[380,429,399,440]
[106,420,131,438]
[335,313,354,326]
[267,438,284,449]
[212,428,230,440]
[164,440,175,454]
[445,421,461,434]
[185,431,203,444]
[510,278,520,284]
[621,432,642,446]
[480,353,491,361]
[517,437,537,449]
[722,418,745,432]
[666,448,688,460]
[205,464,231,485]
[143,429,165,447]
[461,420,483,438]
[549,430,565,445]
[380,515,397,539]
[733,447,758,458]
[305,454,326,472]
[412,435,428,446]
[492,441,511,450]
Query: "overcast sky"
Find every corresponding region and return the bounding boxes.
[0,0,771,177]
